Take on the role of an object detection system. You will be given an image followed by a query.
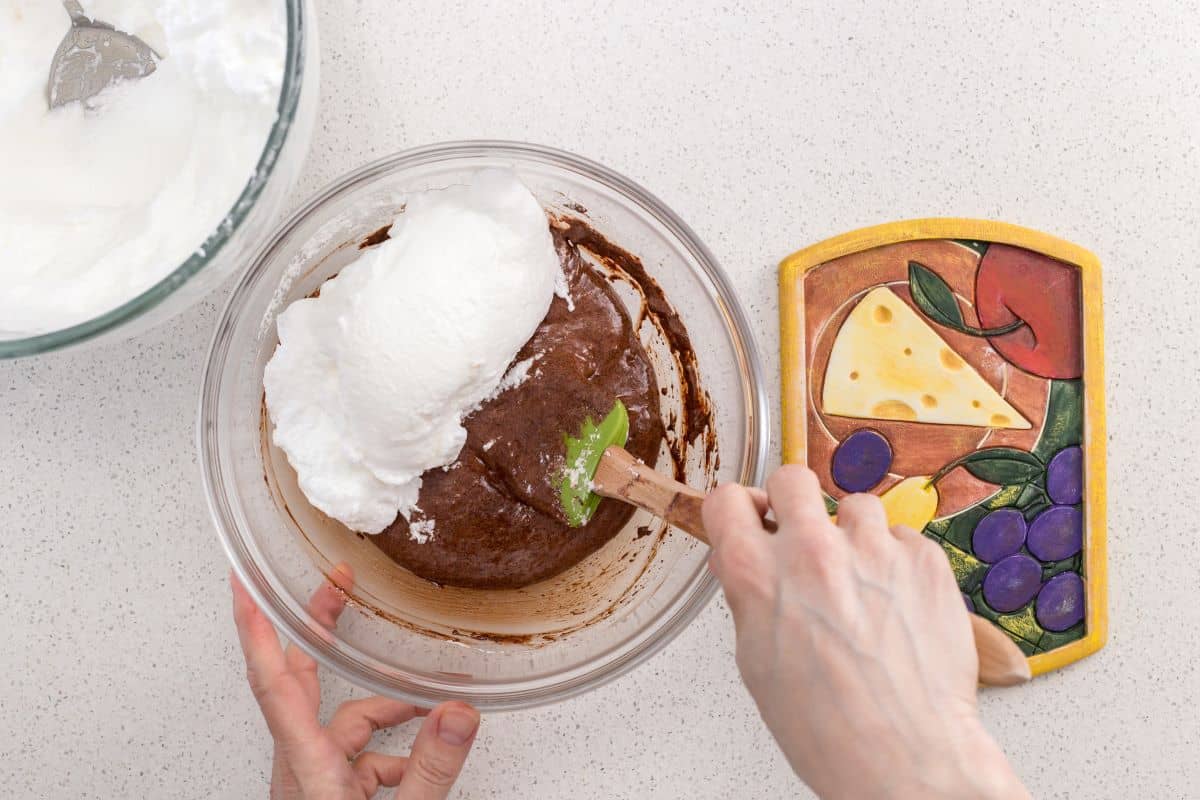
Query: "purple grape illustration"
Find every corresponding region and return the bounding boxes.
[963,593,976,613]
[831,429,893,493]
[1027,505,1083,562]
[1036,572,1085,631]
[971,508,1027,563]
[982,554,1042,613]
[1046,445,1083,505]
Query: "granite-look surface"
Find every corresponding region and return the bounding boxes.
[1,1,1194,797]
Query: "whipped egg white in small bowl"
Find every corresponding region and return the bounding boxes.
[0,0,317,358]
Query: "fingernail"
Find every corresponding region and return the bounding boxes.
[437,706,480,745]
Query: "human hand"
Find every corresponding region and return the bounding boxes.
[703,466,1029,800]
[231,568,480,799]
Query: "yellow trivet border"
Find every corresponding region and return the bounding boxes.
[778,219,1107,677]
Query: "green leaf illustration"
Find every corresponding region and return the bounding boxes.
[944,509,982,553]
[908,260,1027,337]
[961,449,1045,485]
[908,261,966,328]
[953,239,991,257]
[1015,481,1048,508]
[929,447,1045,487]
[1041,553,1083,581]
[823,493,839,515]
[1022,500,1053,520]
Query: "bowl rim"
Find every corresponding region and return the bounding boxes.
[199,140,771,710]
[0,0,309,359]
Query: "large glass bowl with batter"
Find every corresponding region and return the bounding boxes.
[0,0,318,359]
[199,142,768,711]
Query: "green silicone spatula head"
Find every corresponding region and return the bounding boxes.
[559,399,629,527]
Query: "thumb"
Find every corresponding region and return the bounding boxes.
[395,701,479,799]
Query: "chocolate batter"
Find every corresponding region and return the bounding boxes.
[371,223,666,589]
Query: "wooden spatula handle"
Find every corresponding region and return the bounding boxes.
[592,446,711,543]
[590,446,1030,687]
[971,613,1033,686]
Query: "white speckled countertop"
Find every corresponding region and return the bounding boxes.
[2,1,1196,797]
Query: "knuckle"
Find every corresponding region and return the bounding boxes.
[410,751,459,787]
[706,482,742,507]
[914,536,948,570]
[713,543,772,598]
[702,484,740,522]
[837,493,885,521]
[351,757,375,783]
[713,538,758,576]
[800,535,848,585]
[802,528,840,560]
[736,572,778,610]
[793,504,834,533]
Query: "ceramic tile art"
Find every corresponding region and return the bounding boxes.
[779,220,1107,676]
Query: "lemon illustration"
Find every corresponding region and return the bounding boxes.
[832,476,939,532]
[879,476,939,531]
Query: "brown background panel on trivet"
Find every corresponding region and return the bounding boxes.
[803,240,1048,517]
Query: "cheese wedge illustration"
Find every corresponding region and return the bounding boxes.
[822,287,1031,429]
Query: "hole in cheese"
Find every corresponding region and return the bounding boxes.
[940,348,964,370]
[903,347,913,356]
[873,305,893,324]
[850,371,859,380]
[921,394,938,408]
[990,413,1011,426]
[972,400,982,408]
[872,399,916,420]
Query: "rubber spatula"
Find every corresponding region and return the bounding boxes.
[559,400,1031,687]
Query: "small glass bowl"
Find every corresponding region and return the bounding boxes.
[0,0,318,359]
[199,142,768,711]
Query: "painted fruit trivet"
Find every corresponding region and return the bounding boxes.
[779,220,1106,677]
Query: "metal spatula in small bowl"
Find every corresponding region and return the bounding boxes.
[47,0,159,109]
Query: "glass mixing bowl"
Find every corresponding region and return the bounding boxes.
[200,142,768,711]
[0,0,318,359]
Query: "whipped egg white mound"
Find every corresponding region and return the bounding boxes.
[264,170,567,536]
[0,0,285,335]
